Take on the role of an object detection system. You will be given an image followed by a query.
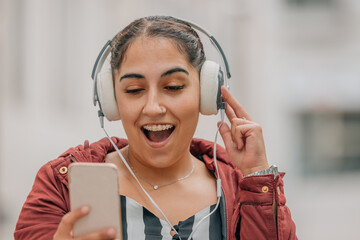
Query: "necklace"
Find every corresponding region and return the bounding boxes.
[126,147,195,190]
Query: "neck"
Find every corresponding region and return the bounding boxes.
[126,146,195,187]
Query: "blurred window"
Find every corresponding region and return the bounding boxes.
[286,0,335,6]
[300,111,360,175]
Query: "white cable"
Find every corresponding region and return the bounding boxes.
[186,108,225,240]
[100,108,225,240]
[101,127,181,238]
[213,108,225,190]
[186,196,220,240]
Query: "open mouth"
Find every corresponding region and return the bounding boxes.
[142,124,175,142]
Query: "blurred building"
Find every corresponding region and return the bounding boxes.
[1,0,359,239]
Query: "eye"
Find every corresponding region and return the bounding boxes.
[125,88,144,94]
[165,85,184,91]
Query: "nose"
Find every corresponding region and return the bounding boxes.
[142,89,166,116]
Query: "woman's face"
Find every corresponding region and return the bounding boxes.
[114,37,200,168]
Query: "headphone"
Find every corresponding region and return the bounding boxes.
[91,17,231,124]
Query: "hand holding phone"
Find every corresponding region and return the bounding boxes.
[53,205,119,240]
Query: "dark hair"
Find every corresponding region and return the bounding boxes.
[110,16,206,74]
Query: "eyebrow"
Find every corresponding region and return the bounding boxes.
[120,73,144,81]
[161,68,189,78]
[119,67,189,81]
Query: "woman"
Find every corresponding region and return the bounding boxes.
[15,16,297,240]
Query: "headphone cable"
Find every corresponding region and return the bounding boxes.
[100,109,224,239]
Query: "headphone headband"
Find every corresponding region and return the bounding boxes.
[91,40,111,106]
[184,19,231,80]
[91,17,231,84]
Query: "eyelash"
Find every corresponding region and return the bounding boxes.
[125,89,143,94]
[165,85,184,91]
[125,85,184,94]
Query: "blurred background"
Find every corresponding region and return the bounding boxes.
[1,0,359,239]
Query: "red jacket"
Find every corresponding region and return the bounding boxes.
[15,138,297,240]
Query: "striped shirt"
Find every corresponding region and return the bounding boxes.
[120,195,222,240]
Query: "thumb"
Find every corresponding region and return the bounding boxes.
[217,122,235,151]
[56,206,90,237]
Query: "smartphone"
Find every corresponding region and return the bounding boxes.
[69,162,122,239]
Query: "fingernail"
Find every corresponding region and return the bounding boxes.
[107,228,116,237]
[81,206,90,214]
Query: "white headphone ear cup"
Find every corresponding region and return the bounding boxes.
[96,68,121,121]
[200,60,220,115]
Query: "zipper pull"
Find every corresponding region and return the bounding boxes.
[69,154,77,162]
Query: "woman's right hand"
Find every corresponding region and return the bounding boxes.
[53,206,119,240]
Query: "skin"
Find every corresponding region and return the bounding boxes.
[54,36,270,239]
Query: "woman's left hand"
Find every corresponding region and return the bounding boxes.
[218,86,269,176]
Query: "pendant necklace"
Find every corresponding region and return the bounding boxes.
[126,147,195,190]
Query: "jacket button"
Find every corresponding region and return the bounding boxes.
[262,186,269,193]
[59,166,68,175]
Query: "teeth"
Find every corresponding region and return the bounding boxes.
[143,124,174,131]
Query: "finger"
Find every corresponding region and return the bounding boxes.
[235,122,263,141]
[59,206,90,235]
[224,102,237,121]
[231,123,245,150]
[76,227,117,240]
[221,86,253,121]
[218,122,236,151]
[232,118,263,148]
[225,103,252,124]
[231,118,251,150]
[231,117,252,126]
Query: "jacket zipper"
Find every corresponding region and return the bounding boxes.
[69,154,77,162]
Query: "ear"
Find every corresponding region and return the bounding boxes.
[96,68,121,121]
[199,60,221,115]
